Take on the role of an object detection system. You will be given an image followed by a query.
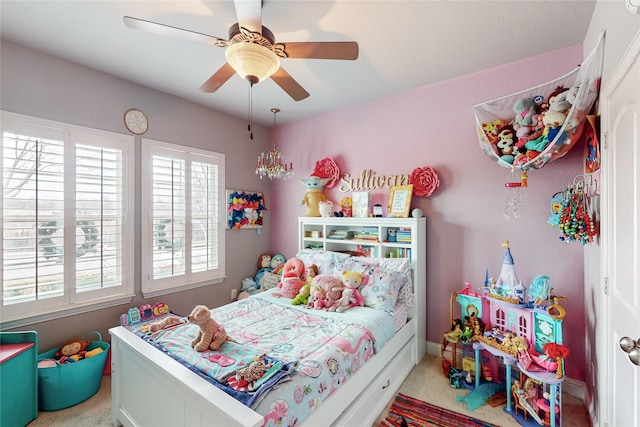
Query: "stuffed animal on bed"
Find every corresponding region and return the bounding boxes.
[188,305,234,352]
[310,274,343,309]
[148,316,185,332]
[308,285,326,309]
[328,271,365,313]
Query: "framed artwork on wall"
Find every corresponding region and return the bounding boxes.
[226,190,266,229]
[388,185,413,217]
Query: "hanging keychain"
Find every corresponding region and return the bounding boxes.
[503,170,528,219]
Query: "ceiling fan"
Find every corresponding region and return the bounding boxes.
[123,0,359,101]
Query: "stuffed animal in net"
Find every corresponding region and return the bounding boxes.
[188,305,234,352]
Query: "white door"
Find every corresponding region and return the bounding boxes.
[602,30,640,427]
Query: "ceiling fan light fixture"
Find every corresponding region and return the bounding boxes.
[225,42,280,83]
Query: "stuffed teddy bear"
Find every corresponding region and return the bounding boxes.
[300,175,330,217]
[188,305,233,352]
[328,271,365,313]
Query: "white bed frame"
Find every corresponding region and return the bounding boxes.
[110,220,427,426]
[110,295,426,427]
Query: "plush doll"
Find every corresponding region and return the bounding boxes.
[257,253,272,269]
[494,125,517,163]
[300,175,330,217]
[270,254,286,275]
[307,285,326,309]
[148,315,185,332]
[305,264,319,283]
[55,338,90,362]
[480,119,507,144]
[311,274,343,309]
[291,283,311,305]
[339,197,352,217]
[280,257,305,279]
[328,271,365,313]
[275,257,305,298]
[188,305,233,352]
[318,200,334,217]
[513,97,538,127]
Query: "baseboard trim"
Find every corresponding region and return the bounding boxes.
[426,340,585,401]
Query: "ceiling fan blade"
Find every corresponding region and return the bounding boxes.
[233,0,262,34]
[123,16,226,46]
[200,63,236,93]
[281,42,359,60]
[270,67,310,101]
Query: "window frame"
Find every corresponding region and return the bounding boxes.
[141,138,226,298]
[1,111,135,327]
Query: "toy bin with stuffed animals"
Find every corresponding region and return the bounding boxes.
[37,331,110,411]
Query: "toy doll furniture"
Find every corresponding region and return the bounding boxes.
[109,217,426,427]
[0,331,38,427]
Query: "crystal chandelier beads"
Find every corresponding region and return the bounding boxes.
[255,108,294,180]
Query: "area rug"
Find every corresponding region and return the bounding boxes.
[380,393,500,427]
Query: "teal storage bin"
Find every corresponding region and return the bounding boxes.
[37,331,109,411]
[1,331,38,427]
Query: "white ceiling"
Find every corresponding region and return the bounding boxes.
[0,1,596,126]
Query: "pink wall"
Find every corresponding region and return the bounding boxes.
[270,45,587,381]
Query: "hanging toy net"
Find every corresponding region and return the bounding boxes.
[473,33,605,172]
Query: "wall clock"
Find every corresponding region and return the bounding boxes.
[124,108,148,135]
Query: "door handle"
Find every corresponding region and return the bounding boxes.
[619,337,640,366]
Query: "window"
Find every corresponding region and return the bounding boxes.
[1,111,134,325]
[141,138,225,298]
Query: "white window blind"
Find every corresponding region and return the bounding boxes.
[141,139,225,298]
[1,111,134,325]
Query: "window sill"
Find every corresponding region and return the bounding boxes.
[0,293,136,330]
[142,277,224,300]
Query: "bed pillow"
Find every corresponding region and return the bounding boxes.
[295,249,350,275]
[334,259,405,313]
[351,257,413,306]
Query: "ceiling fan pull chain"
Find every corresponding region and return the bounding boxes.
[247,79,254,141]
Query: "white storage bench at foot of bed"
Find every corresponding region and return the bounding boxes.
[109,318,420,427]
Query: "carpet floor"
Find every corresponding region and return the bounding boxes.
[28,354,591,427]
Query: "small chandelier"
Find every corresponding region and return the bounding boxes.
[256,108,294,180]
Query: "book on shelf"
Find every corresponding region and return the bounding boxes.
[356,244,379,257]
[353,227,379,242]
[387,247,411,258]
[396,228,412,243]
[327,230,355,240]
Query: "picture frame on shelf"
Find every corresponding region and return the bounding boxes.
[352,191,370,218]
[388,185,413,218]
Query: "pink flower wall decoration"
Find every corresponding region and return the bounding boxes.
[409,166,440,197]
[312,157,340,188]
